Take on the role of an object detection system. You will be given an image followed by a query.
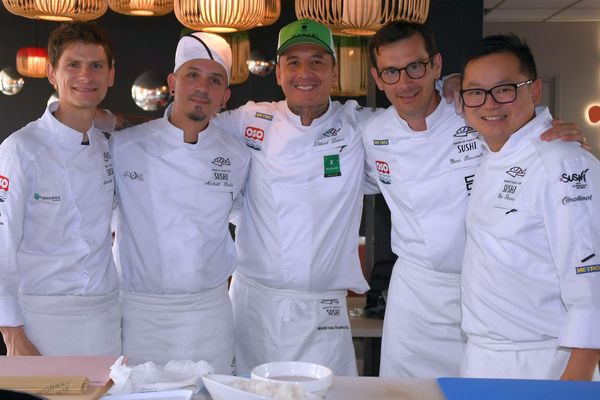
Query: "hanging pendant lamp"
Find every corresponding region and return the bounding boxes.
[221,31,250,85]
[108,0,173,16]
[174,0,265,33]
[2,0,108,21]
[16,47,48,78]
[258,0,280,27]
[331,36,368,97]
[296,0,430,36]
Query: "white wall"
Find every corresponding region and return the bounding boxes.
[484,22,600,157]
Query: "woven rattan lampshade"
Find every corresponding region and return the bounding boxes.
[296,0,430,36]
[2,0,108,21]
[174,0,264,33]
[222,32,250,85]
[258,0,280,26]
[108,0,173,16]
[16,47,48,78]
[331,36,367,97]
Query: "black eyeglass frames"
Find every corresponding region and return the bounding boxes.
[460,80,534,108]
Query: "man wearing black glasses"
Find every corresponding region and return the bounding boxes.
[363,22,585,378]
[459,34,600,380]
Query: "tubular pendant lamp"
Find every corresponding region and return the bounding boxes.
[108,0,174,16]
[2,0,108,21]
[296,0,430,36]
[174,0,265,33]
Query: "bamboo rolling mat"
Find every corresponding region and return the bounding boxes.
[0,376,89,395]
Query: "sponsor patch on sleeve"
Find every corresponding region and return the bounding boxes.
[575,264,600,275]
[0,175,9,202]
[375,160,391,184]
[254,112,273,121]
[244,126,265,151]
[0,175,9,191]
[373,139,389,146]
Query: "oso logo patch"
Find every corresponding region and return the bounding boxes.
[0,176,8,191]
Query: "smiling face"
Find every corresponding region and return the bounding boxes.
[370,33,441,128]
[462,52,540,152]
[47,42,114,113]
[275,43,337,110]
[168,58,231,130]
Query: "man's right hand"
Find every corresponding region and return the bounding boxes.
[0,326,41,356]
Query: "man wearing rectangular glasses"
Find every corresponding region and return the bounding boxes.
[459,34,600,380]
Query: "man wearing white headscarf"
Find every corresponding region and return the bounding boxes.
[110,32,250,372]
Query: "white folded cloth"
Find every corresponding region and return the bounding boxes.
[107,355,213,395]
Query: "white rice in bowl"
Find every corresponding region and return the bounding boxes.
[229,378,307,400]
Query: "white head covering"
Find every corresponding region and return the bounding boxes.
[174,32,232,84]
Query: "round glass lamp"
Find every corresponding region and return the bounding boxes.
[0,67,25,96]
[131,71,170,111]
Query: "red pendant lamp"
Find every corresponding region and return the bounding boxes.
[16,47,49,78]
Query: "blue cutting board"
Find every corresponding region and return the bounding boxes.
[438,377,600,400]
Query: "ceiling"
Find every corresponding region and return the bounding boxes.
[484,0,600,22]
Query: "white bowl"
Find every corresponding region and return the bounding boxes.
[202,374,319,400]
[251,362,333,397]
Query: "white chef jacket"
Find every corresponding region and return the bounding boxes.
[364,98,481,275]
[110,104,250,294]
[0,102,118,334]
[363,98,481,378]
[215,100,377,293]
[461,108,600,375]
[214,100,380,375]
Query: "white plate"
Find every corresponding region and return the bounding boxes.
[101,389,193,400]
[202,374,320,400]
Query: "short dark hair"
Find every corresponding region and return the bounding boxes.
[369,21,437,69]
[48,22,114,68]
[461,33,537,80]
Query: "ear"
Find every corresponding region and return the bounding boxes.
[432,52,442,80]
[47,62,56,88]
[370,67,385,91]
[331,60,338,82]
[531,78,542,105]
[107,65,115,88]
[275,63,282,87]
[221,87,231,109]
[167,72,176,95]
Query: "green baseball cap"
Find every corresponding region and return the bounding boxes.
[277,18,336,61]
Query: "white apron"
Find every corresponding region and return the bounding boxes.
[380,261,464,378]
[230,272,357,376]
[19,290,121,356]
[461,340,600,380]
[121,283,234,374]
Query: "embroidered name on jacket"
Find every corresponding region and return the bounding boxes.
[496,166,527,202]
[314,127,343,147]
[450,126,481,166]
[207,157,233,187]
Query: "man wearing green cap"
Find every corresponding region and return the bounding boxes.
[214,19,379,376]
